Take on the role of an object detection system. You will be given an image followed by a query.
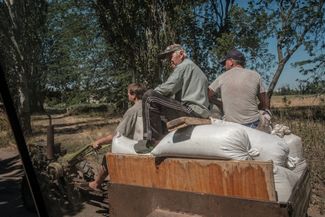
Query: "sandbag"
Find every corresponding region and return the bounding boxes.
[112,133,138,154]
[283,134,304,160]
[292,159,308,178]
[273,166,299,202]
[271,124,291,138]
[211,119,291,168]
[151,124,259,160]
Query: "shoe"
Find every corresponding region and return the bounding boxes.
[134,140,151,153]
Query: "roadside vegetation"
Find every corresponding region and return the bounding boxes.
[272,106,325,215]
[0,0,324,215]
[1,95,324,215]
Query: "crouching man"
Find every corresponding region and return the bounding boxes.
[142,44,210,146]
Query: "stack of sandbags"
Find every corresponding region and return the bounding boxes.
[270,123,307,176]
[283,133,307,177]
[271,123,307,178]
[151,124,259,160]
[283,134,303,160]
[211,119,292,168]
[211,119,308,202]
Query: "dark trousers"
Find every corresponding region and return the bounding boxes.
[142,89,199,141]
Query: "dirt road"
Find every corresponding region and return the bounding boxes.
[0,145,107,217]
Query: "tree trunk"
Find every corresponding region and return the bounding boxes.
[267,61,286,99]
[16,65,32,135]
[4,0,32,135]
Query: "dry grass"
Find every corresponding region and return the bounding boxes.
[29,113,120,153]
[271,94,325,108]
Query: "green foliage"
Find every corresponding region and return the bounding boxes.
[214,5,275,81]
[41,0,112,105]
[67,103,109,115]
[94,0,236,86]
[294,51,325,94]
[274,85,300,96]
[297,79,325,95]
[0,0,47,133]
[246,0,325,97]
[1,0,324,115]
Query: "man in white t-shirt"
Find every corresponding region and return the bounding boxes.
[208,48,271,128]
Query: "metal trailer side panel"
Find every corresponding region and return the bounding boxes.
[108,184,289,217]
[107,154,311,217]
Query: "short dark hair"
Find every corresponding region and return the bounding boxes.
[128,83,146,99]
[232,58,246,67]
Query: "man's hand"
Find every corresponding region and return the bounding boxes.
[262,109,272,121]
[90,134,113,150]
[91,141,102,150]
[258,109,272,133]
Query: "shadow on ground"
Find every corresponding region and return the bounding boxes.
[0,153,37,217]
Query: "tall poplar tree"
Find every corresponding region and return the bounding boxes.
[0,0,47,134]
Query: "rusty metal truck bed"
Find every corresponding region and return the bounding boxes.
[106,153,310,217]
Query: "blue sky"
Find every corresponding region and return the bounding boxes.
[237,1,314,90]
[269,42,309,90]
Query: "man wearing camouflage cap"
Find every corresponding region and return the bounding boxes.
[208,48,271,129]
[142,44,210,145]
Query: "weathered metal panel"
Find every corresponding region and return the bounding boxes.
[147,208,203,217]
[108,184,289,217]
[106,154,310,217]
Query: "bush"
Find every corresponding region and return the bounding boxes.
[67,103,114,115]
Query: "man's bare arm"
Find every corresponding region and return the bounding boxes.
[208,88,223,112]
[257,92,270,110]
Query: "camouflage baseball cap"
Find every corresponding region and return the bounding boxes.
[158,44,183,59]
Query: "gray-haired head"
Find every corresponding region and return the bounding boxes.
[158,44,183,59]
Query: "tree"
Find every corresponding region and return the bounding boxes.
[93,0,236,87]
[41,0,111,106]
[294,10,325,95]
[247,0,325,98]
[213,4,275,81]
[0,0,47,134]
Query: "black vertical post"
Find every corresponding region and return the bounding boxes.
[0,63,49,217]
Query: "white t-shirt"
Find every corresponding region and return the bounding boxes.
[209,67,266,124]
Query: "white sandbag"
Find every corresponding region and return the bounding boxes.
[292,159,308,178]
[283,134,304,160]
[271,124,291,138]
[151,124,259,160]
[112,133,137,154]
[274,166,299,202]
[211,119,290,168]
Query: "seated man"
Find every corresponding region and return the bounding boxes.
[142,44,210,145]
[208,48,271,129]
[89,83,146,190]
